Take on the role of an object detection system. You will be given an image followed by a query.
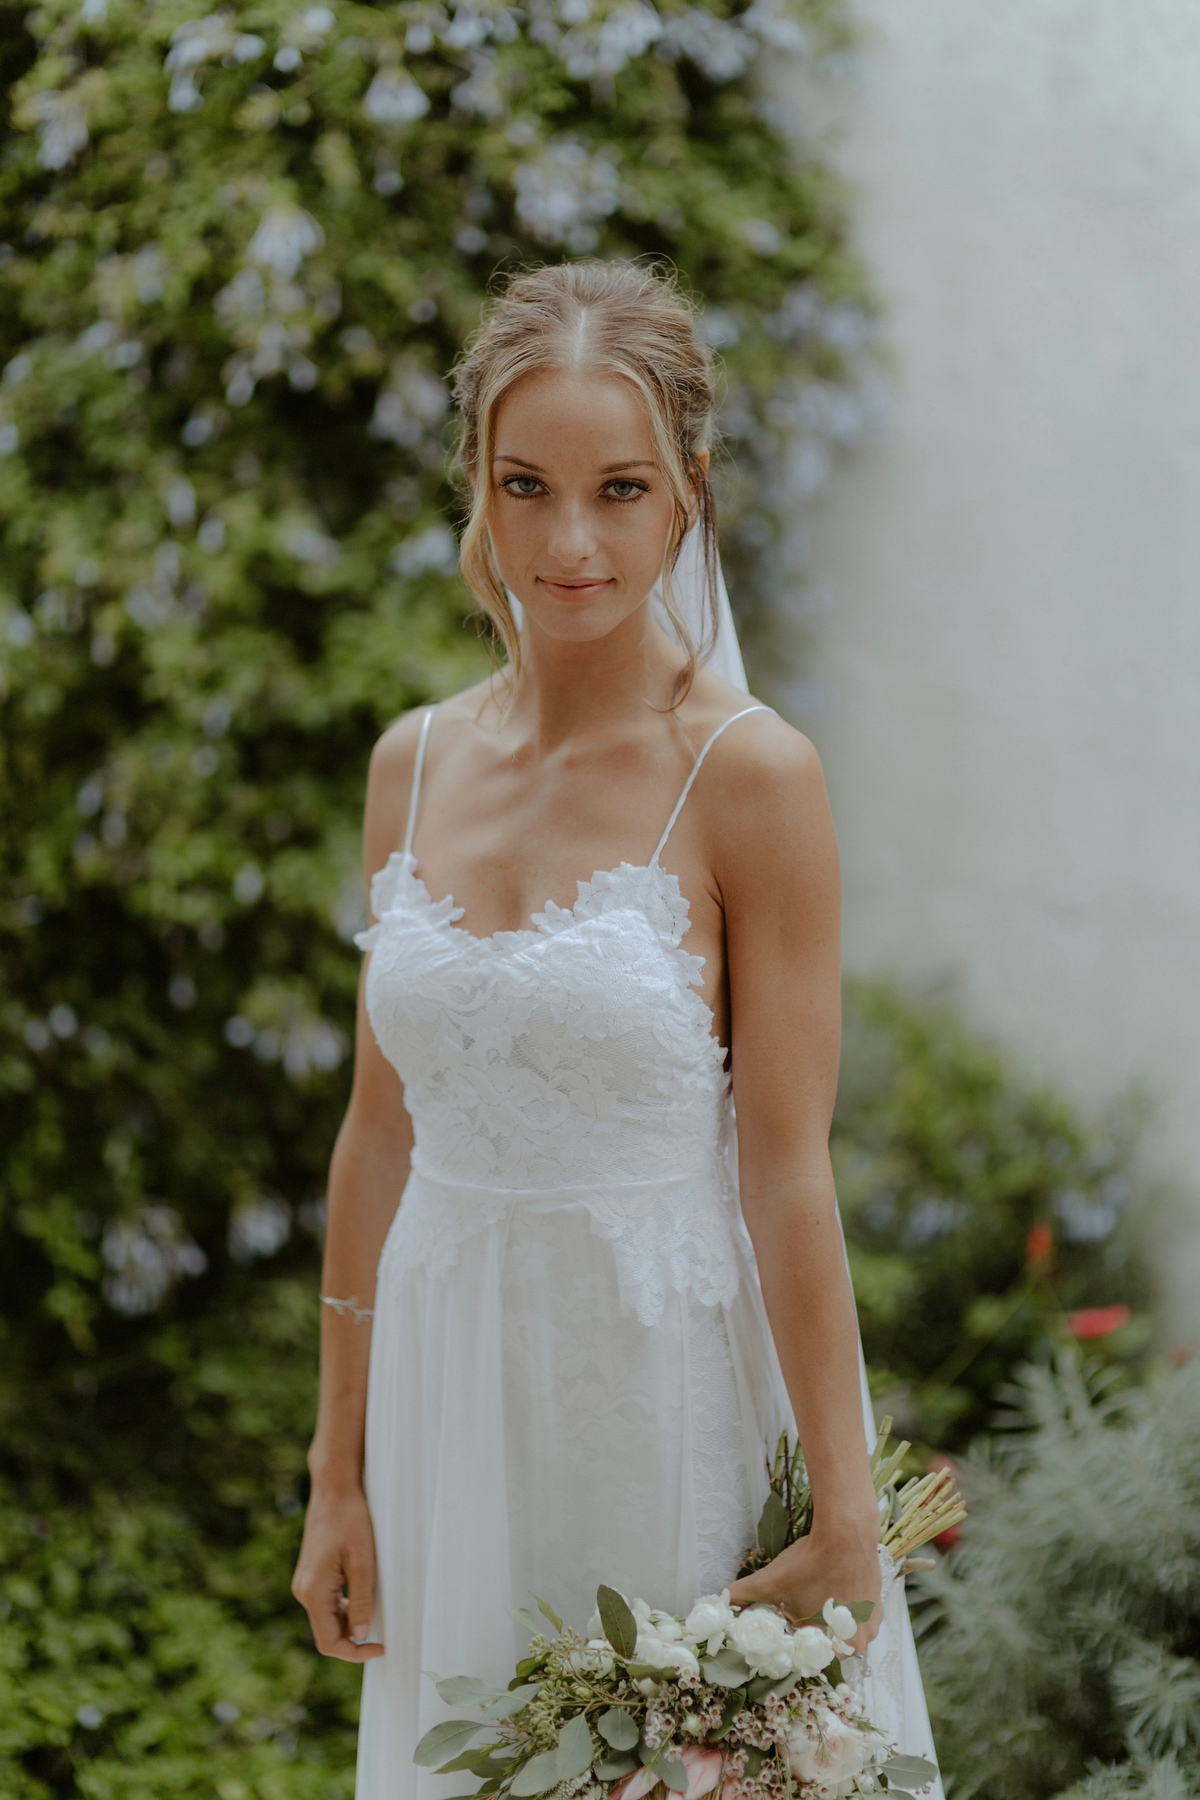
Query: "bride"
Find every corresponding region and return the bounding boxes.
[291,260,942,1798]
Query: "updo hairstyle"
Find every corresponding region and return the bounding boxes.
[451,260,720,696]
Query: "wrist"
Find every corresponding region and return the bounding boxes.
[809,1495,880,1548]
[307,1444,365,1498]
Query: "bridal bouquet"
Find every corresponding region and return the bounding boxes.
[415,1426,957,1800]
[415,1586,936,1800]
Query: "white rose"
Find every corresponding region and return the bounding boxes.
[729,1606,793,1680]
[650,1613,684,1643]
[786,1709,870,1789]
[822,1600,858,1655]
[635,1631,701,1678]
[790,1625,837,1678]
[571,1639,616,1676]
[684,1592,736,1655]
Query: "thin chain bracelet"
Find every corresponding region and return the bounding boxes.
[321,1293,374,1324]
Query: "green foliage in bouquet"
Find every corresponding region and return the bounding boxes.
[736,1425,966,1580]
[412,1583,938,1800]
[833,983,1153,1451]
[915,1352,1200,1800]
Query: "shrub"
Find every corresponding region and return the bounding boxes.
[0,0,866,1486]
[915,1353,1200,1800]
[834,983,1151,1450]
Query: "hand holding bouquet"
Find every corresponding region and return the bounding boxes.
[415,1584,937,1800]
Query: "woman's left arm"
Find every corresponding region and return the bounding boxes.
[713,721,881,1650]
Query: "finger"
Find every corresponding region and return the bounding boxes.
[345,1548,378,1648]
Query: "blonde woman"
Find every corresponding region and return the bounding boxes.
[291,262,941,1798]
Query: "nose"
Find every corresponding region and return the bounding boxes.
[544,497,599,568]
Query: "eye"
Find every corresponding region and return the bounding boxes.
[502,475,544,499]
[603,478,648,502]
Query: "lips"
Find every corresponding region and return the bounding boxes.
[538,577,613,601]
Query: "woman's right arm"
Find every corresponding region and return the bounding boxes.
[291,716,423,1661]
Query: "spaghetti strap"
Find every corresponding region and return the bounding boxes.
[403,707,436,859]
[651,705,771,864]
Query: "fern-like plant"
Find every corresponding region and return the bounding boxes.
[914,1353,1200,1800]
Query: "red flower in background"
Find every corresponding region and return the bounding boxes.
[1025,1222,1054,1267]
[1069,1304,1131,1341]
[927,1454,962,1549]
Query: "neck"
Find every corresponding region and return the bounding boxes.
[502,597,686,752]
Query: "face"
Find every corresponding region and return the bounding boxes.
[487,367,684,646]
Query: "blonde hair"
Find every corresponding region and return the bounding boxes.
[452,260,720,698]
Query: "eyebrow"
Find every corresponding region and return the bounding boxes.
[493,455,656,474]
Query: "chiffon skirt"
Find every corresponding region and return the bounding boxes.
[355,1170,943,1800]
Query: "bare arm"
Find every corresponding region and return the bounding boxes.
[291,714,424,1660]
[713,724,881,1648]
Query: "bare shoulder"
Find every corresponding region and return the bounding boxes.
[365,679,496,836]
[681,689,833,882]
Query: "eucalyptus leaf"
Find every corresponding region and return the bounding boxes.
[826,1659,844,1689]
[881,1756,939,1785]
[701,1650,753,1688]
[757,1490,789,1558]
[556,1714,595,1781]
[710,1688,746,1740]
[596,1754,640,1780]
[413,1720,485,1768]
[511,1751,561,1797]
[435,1676,504,1707]
[626,1662,671,1680]
[746,1672,801,1702]
[845,1601,876,1623]
[533,1595,563,1633]
[436,1748,514,1776]
[596,1585,638,1660]
[598,1708,640,1751]
[507,1607,540,1636]
[743,1749,766,1778]
[660,1756,689,1792]
[483,1684,540,1719]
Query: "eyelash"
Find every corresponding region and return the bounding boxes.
[500,476,650,505]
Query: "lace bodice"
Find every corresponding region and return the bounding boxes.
[355,704,770,1326]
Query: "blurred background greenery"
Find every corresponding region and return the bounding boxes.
[0,0,1185,1796]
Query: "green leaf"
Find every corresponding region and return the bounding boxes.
[845,1601,876,1623]
[533,1595,563,1633]
[413,1720,485,1767]
[626,1661,674,1680]
[746,1672,801,1702]
[826,1659,845,1689]
[660,1756,689,1793]
[514,1655,548,1683]
[710,1688,746,1740]
[598,1708,640,1751]
[702,1650,753,1688]
[435,1676,504,1707]
[757,1490,790,1558]
[743,1749,766,1778]
[508,1606,540,1635]
[436,1748,514,1776]
[596,1584,638,1660]
[510,1750,561,1797]
[556,1714,594,1781]
[596,1754,640,1780]
[483,1684,540,1719]
[881,1756,939,1786]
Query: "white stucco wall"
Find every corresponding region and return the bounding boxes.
[787,0,1200,1328]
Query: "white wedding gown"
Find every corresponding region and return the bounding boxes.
[354,702,942,1800]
